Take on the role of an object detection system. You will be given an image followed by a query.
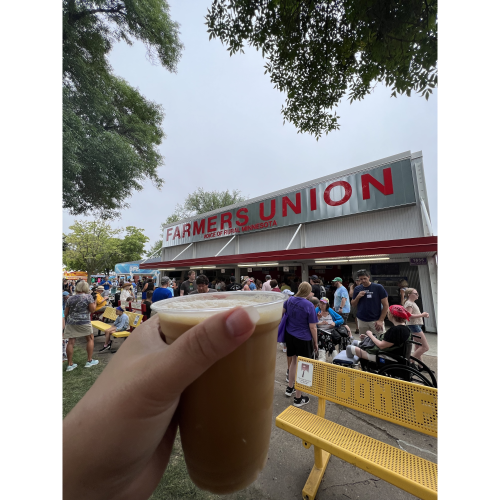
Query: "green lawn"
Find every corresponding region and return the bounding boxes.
[63,346,270,500]
[63,345,107,418]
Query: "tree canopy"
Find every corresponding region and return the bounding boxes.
[63,0,183,218]
[171,188,248,220]
[206,0,437,138]
[63,221,149,278]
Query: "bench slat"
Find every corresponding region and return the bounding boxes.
[91,321,110,332]
[112,331,130,338]
[276,406,437,500]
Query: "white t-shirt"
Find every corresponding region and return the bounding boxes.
[262,280,272,292]
[318,312,334,325]
[120,289,132,305]
[404,300,423,325]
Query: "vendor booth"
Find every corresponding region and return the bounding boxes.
[114,259,161,284]
[141,151,437,332]
[63,271,87,281]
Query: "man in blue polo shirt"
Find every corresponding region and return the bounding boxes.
[351,269,389,336]
[102,276,112,291]
[152,277,174,303]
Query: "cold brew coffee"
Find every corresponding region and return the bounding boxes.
[152,292,284,494]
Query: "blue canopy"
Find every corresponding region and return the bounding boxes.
[114,260,159,275]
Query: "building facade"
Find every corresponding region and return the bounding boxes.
[141,151,437,332]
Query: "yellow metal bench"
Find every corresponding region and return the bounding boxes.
[91,308,143,339]
[91,307,117,336]
[275,357,437,500]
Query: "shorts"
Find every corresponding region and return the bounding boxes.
[339,312,349,323]
[285,331,313,359]
[408,325,423,333]
[357,319,386,337]
[350,304,357,318]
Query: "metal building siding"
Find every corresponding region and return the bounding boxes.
[161,244,194,262]
[417,263,437,332]
[304,205,424,248]
[194,237,237,259]
[238,225,302,254]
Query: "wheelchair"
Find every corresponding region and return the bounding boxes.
[316,326,352,360]
[333,333,437,388]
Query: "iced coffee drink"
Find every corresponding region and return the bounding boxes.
[151,292,284,494]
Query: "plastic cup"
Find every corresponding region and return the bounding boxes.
[151,291,285,494]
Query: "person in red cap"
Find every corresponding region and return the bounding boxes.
[346,304,411,361]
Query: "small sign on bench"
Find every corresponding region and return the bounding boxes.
[296,361,314,387]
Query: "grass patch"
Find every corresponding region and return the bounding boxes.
[150,433,270,500]
[63,345,107,418]
[63,347,271,500]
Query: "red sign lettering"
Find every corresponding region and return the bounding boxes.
[182,223,191,238]
[282,193,302,217]
[361,167,394,200]
[310,188,317,211]
[260,199,276,221]
[324,181,352,206]
[236,208,249,226]
[166,227,173,241]
[193,219,205,236]
[207,216,217,232]
[220,212,232,230]
[173,226,181,239]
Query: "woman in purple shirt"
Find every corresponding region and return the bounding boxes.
[282,282,318,408]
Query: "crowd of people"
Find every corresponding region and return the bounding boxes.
[62,270,431,381]
[278,269,432,408]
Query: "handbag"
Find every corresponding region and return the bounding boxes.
[334,325,349,338]
[277,312,287,343]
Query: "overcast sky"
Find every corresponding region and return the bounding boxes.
[62,0,437,252]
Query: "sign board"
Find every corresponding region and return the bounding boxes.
[296,361,314,387]
[162,159,416,247]
[247,268,252,272]
[410,257,428,266]
[283,267,289,272]
[221,269,225,273]
[115,261,158,275]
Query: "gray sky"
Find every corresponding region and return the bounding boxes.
[63,0,437,252]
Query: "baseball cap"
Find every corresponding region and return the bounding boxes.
[265,275,271,280]
[320,297,329,303]
[116,306,124,312]
[230,276,236,282]
[282,289,294,296]
[63,291,69,296]
[309,275,319,280]
[332,277,342,282]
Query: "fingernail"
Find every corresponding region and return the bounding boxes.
[227,306,260,337]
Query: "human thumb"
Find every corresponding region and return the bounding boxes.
[152,306,259,397]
